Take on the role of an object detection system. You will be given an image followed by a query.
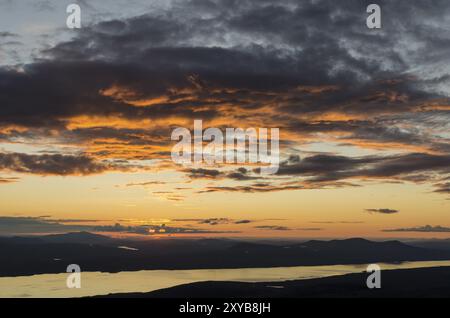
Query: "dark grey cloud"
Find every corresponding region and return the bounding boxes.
[0,152,128,176]
[277,154,378,177]
[383,225,450,233]
[197,151,450,194]
[44,0,449,84]
[0,32,17,38]
[187,168,223,179]
[365,208,399,214]
[1,0,448,130]
[277,153,450,183]
[234,219,252,224]
[361,153,450,179]
[185,167,262,181]
[0,62,201,128]
[198,183,305,193]
[65,127,171,148]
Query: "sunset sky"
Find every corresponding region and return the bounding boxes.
[0,0,449,238]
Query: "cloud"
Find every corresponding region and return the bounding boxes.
[185,167,262,181]
[125,181,166,187]
[0,32,17,38]
[365,208,399,214]
[172,218,255,225]
[0,177,19,184]
[225,168,260,181]
[383,225,450,233]
[0,152,130,176]
[254,225,291,231]
[433,182,450,194]
[277,154,378,178]
[187,168,223,179]
[276,153,450,185]
[234,219,252,224]
[198,218,231,225]
[1,1,447,131]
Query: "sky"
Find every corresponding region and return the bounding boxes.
[0,0,449,238]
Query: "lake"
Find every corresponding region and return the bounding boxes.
[2,260,450,297]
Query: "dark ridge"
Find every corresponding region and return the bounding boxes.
[1,235,450,277]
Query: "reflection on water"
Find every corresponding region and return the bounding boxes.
[2,260,450,298]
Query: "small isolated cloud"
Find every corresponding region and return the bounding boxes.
[365,208,399,214]
[255,225,291,231]
[172,218,255,225]
[198,218,231,225]
[254,225,320,231]
[383,225,450,233]
[234,219,252,224]
[125,181,166,187]
[0,177,19,184]
[199,183,305,193]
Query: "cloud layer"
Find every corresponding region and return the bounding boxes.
[0,0,448,201]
